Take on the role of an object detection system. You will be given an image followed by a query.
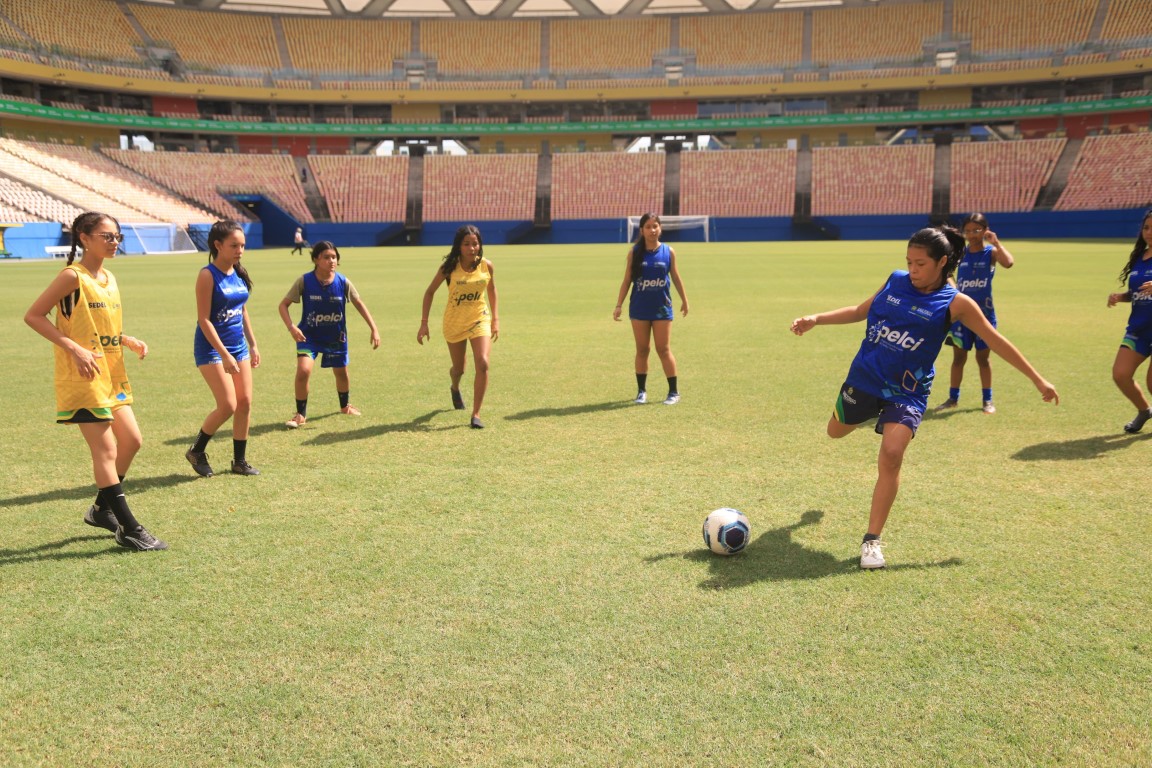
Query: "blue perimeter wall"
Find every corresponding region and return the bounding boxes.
[4,209,1144,259]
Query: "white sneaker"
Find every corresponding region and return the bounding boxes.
[634,391,647,404]
[285,413,306,429]
[860,539,886,569]
[982,401,996,415]
[663,393,680,406]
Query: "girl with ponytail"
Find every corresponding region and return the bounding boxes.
[1106,210,1152,433]
[790,225,1057,570]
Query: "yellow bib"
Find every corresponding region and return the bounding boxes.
[54,264,132,420]
[442,260,492,343]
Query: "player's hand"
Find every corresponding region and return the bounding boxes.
[370,330,380,349]
[222,353,239,374]
[612,306,622,321]
[790,316,817,336]
[1037,379,1059,405]
[250,346,260,369]
[985,230,1001,247]
[491,322,499,342]
[122,335,148,360]
[289,325,307,343]
[1108,292,1123,308]
[417,324,429,345]
[1138,281,1152,296]
[72,348,102,380]
[680,302,689,318]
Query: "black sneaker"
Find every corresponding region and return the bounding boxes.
[231,460,260,476]
[83,504,118,533]
[115,525,168,551]
[451,388,465,410]
[470,416,485,429]
[1124,408,1152,434]
[185,448,214,477]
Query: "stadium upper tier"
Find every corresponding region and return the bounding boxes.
[0,136,1143,227]
[0,0,1148,86]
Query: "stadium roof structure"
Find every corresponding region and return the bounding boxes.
[148,0,880,18]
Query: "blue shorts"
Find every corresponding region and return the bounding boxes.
[194,335,250,367]
[834,382,923,436]
[1121,331,1152,358]
[296,340,349,369]
[629,298,673,322]
[945,318,995,352]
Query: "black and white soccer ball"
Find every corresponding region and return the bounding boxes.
[702,508,750,555]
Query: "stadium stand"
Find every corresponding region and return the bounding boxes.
[281,17,409,76]
[811,3,944,66]
[1,0,142,62]
[953,0,1097,55]
[421,20,540,76]
[422,154,537,223]
[550,18,669,74]
[1054,133,1152,211]
[679,149,796,218]
[551,152,664,220]
[1100,0,1152,43]
[308,154,408,224]
[680,12,803,69]
[130,3,281,71]
[811,145,934,216]
[950,138,1066,213]
[0,174,83,223]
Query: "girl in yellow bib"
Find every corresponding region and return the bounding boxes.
[24,212,167,551]
[417,225,500,429]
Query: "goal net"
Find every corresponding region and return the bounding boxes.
[626,215,710,243]
[123,223,198,255]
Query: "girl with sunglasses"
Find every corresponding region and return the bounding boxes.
[23,212,167,550]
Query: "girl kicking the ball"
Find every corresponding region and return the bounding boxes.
[790,226,1058,569]
[279,240,380,428]
[417,225,499,429]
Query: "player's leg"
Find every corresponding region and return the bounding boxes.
[287,354,313,427]
[79,420,165,550]
[975,347,995,413]
[186,362,237,477]
[1113,345,1152,432]
[937,345,966,410]
[333,365,359,415]
[631,319,652,402]
[110,405,142,477]
[229,361,259,475]
[652,320,679,404]
[468,335,491,427]
[448,339,468,409]
[867,421,913,537]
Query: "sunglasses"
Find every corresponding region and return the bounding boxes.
[95,232,125,244]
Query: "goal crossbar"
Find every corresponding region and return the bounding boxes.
[626,215,710,243]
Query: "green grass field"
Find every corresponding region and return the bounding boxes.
[1,239,1149,767]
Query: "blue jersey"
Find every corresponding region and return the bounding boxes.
[299,271,348,349]
[1126,256,1152,337]
[194,262,249,360]
[845,270,957,411]
[955,244,997,320]
[628,243,674,321]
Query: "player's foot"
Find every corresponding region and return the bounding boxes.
[470,416,484,429]
[860,539,886,569]
[634,391,647,405]
[115,525,168,551]
[451,388,465,410]
[285,413,306,429]
[1124,408,1152,434]
[185,449,214,478]
[982,401,996,415]
[84,505,118,534]
[663,393,680,406]
[934,399,958,412]
[231,460,260,476]
[340,405,361,416]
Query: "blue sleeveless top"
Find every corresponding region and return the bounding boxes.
[1126,255,1152,338]
[846,270,957,410]
[628,243,674,322]
[194,262,248,352]
[300,271,348,348]
[955,244,997,320]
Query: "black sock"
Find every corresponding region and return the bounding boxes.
[636,373,647,393]
[338,391,350,409]
[863,533,881,543]
[100,483,140,531]
[192,429,212,453]
[296,399,308,418]
[667,376,678,396]
[95,474,125,510]
[234,439,247,463]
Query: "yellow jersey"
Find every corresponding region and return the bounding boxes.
[54,263,132,421]
[442,259,492,343]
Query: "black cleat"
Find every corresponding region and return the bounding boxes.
[231,460,260,476]
[115,525,168,551]
[83,504,118,534]
[1124,408,1152,434]
[451,388,465,410]
[185,449,214,478]
[470,416,485,429]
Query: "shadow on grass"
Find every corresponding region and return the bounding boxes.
[646,510,962,587]
[1012,431,1152,461]
[161,415,338,446]
[0,534,125,566]
[504,401,633,421]
[0,473,198,509]
[301,409,456,445]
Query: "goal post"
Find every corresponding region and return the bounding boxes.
[625,215,710,243]
[122,223,198,255]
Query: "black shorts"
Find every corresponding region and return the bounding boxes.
[834,383,923,436]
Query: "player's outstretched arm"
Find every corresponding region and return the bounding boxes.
[790,295,875,336]
[953,293,1058,404]
[350,296,380,349]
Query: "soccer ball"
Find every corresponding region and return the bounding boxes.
[702,508,750,555]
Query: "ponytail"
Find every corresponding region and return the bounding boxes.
[207,219,252,290]
[67,212,119,266]
[1120,211,1152,285]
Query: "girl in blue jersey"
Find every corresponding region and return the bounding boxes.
[1107,210,1152,433]
[613,213,689,405]
[791,226,1058,569]
[278,241,380,428]
[935,213,1016,414]
[186,220,261,477]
